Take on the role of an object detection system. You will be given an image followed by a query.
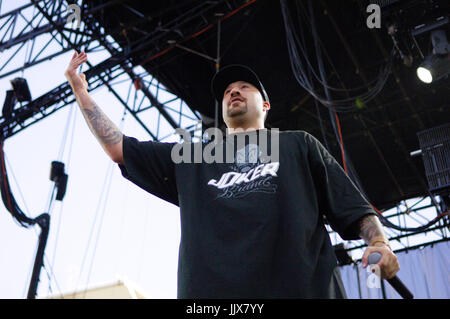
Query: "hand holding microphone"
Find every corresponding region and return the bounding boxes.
[367,251,414,299]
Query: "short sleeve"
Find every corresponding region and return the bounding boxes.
[305,133,376,240]
[118,135,179,206]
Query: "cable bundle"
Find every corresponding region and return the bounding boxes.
[0,137,35,227]
[280,0,394,112]
[378,209,449,232]
[280,0,450,234]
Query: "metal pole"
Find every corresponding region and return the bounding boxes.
[27,213,50,299]
[355,263,362,299]
[380,277,387,299]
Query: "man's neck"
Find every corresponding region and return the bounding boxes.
[227,123,265,134]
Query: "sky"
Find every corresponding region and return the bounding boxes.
[0,0,447,299]
[0,0,190,298]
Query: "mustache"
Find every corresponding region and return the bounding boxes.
[228,96,245,106]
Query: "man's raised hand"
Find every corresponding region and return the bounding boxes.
[65,51,88,93]
[63,51,123,163]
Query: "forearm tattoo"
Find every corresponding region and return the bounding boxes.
[82,102,122,145]
[358,214,387,245]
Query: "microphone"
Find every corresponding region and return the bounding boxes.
[368,252,414,299]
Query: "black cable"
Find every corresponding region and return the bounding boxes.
[280,0,394,111]
[0,135,55,298]
[378,211,449,233]
[306,0,367,199]
[0,137,35,227]
[281,0,450,234]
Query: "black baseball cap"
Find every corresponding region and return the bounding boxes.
[211,64,269,103]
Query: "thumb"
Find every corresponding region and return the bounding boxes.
[80,73,86,80]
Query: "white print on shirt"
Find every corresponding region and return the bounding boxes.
[208,162,280,189]
[207,144,279,199]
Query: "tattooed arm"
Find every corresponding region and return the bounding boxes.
[358,214,389,247]
[358,214,400,279]
[65,51,124,164]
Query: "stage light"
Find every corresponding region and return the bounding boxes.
[10,77,32,102]
[55,173,68,201]
[417,53,450,83]
[417,66,432,83]
[50,161,68,201]
[2,90,17,120]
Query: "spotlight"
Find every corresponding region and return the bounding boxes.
[417,29,450,83]
[2,90,17,120]
[10,77,32,102]
[50,161,68,201]
[55,174,68,201]
[417,53,450,83]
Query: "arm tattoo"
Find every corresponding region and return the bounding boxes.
[358,214,387,245]
[82,102,122,145]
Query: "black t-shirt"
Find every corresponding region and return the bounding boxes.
[118,129,375,298]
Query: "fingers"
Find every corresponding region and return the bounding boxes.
[362,246,400,279]
[385,255,400,279]
[65,51,88,79]
[70,51,87,67]
[361,246,375,268]
[362,246,386,268]
[75,51,87,63]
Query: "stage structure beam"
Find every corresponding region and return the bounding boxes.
[1,0,250,140]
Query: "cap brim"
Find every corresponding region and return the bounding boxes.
[211,64,268,103]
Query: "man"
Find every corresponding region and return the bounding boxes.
[65,51,399,298]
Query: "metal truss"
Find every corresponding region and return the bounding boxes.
[328,195,449,260]
[0,0,244,298]
[0,0,104,79]
[0,0,241,141]
[2,0,447,238]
